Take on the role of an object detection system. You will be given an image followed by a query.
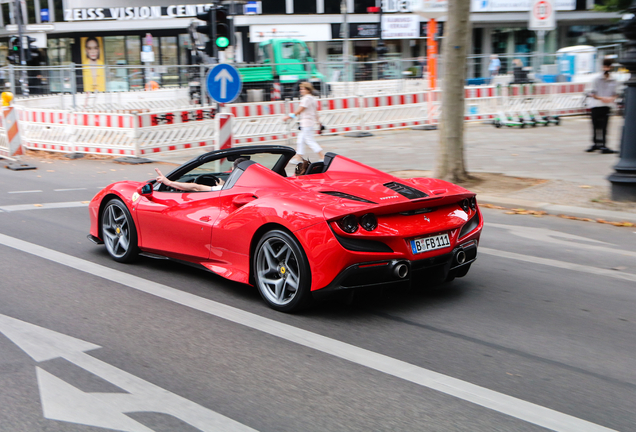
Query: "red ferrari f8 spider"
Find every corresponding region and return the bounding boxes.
[89,145,483,312]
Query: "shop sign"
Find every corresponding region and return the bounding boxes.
[470,0,575,12]
[63,4,213,21]
[381,14,419,39]
[331,23,380,39]
[249,24,331,42]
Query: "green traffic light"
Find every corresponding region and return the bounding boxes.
[216,36,229,48]
[13,46,18,51]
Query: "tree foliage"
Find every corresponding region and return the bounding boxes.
[594,0,634,12]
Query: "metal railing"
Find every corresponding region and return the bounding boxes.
[1,50,621,107]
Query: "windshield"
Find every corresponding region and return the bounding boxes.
[280,42,309,61]
[174,152,288,184]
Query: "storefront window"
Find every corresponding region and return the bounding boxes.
[48,38,74,65]
[262,2,286,13]
[160,36,179,87]
[104,36,126,65]
[126,36,143,90]
[324,0,341,13]
[294,0,316,13]
[565,25,623,47]
[0,42,7,67]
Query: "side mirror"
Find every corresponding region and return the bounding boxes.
[140,183,153,196]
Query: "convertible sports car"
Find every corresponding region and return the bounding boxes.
[88,145,483,312]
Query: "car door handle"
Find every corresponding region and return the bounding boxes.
[199,215,211,222]
[233,194,257,207]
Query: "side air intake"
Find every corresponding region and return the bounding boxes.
[383,182,428,199]
[321,191,376,204]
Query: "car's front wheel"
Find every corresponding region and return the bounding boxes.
[102,198,139,263]
[254,230,312,312]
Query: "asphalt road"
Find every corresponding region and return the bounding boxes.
[0,158,635,432]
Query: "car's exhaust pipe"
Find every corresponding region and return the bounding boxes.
[393,262,409,279]
[455,249,466,265]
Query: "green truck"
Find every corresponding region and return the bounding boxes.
[238,39,326,101]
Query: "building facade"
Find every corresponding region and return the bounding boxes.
[0,0,622,90]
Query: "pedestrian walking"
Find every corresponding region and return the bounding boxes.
[587,58,618,154]
[283,82,326,162]
[488,55,501,83]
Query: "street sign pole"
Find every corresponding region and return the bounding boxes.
[529,0,555,74]
[14,0,28,96]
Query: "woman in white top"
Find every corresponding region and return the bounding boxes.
[283,82,326,161]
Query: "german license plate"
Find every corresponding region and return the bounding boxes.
[410,233,450,254]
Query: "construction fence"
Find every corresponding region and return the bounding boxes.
[0,82,589,159]
[1,49,614,103]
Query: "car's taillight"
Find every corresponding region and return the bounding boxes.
[360,213,378,231]
[337,215,359,233]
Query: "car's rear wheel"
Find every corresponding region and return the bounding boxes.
[102,198,139,263]
[254,230,311,312]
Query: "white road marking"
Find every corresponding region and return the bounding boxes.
[0,202,89,212]
[480,247,636,283]
[0,314,257,432]
[8,190,42,194]
[54,188,87,192]
[487,223,636,258]
[0,233,617,432]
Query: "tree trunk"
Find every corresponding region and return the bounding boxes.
[435,0,471,182]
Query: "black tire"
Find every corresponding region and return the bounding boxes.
[254,229,312,312]
[101,198,139,263]
[494,120,501,128]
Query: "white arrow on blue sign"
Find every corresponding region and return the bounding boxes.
[206,64,242,104]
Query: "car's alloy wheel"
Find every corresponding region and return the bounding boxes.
[102,199,139,263]
[254,230,311,312]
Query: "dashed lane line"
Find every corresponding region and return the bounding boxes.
[8,190,43,194]
[0,233,618,432]
[0,201,89,212]
[480,247,636,283]
[54,188,88,192]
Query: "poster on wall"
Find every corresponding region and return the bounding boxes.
[81,36,106,92]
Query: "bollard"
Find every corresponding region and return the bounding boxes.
[0,92,36,170]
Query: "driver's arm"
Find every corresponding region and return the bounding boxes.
[155,168,213,192]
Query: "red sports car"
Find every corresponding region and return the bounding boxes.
[88,145,483,312]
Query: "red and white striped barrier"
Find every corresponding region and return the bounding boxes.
[9,82,590,157]
[2,106,22,157]
[215,113,234,151]
[271,82,281,101]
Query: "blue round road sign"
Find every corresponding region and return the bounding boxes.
[206,64,242,104]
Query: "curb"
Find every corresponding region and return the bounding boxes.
[478,195,636,225]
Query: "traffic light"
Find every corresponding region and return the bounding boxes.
[7,36,20,64]
[196,9,214,56]
[215,6,230,51]
[26,36,39,63]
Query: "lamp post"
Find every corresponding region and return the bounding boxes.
[609,2,636,201]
